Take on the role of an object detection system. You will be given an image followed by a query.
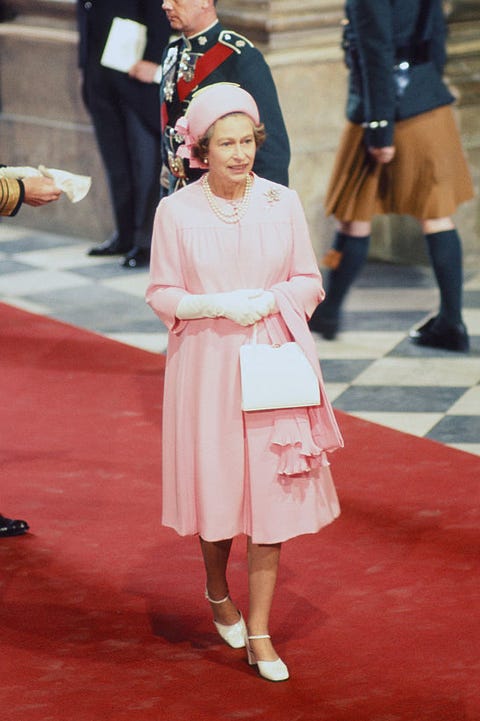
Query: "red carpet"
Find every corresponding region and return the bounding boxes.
[1,302,479,721]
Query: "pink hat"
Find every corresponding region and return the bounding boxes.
[174,83,260,169]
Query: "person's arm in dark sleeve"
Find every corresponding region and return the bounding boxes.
[349,0,396,147]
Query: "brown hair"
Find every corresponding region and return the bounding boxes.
[191,112,266,163]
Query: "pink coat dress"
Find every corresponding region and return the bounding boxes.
[146,175,343,544]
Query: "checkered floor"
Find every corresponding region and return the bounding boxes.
[1,221,479,456]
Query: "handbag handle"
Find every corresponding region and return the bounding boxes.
[249,321,280,348]
[250,316,287,348]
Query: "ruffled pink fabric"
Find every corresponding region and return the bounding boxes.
[270,410,329,476]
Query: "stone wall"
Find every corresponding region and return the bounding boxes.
[1,0,478,268]
[0,1,112,239]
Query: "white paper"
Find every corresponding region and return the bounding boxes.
[38,166,91,204]
[100,17,147,73]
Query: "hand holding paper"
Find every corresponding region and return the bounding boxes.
[38,166,91,203]
[0,165,91,203]
[101,17,147,74]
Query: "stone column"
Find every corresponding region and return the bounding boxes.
[219,0,344,49]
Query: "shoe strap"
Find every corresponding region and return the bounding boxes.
[248,634,271,640]
[205,588,230,604]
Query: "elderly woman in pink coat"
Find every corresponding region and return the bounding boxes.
[146,83,343,682]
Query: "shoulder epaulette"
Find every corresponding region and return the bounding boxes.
[219,29,255,54]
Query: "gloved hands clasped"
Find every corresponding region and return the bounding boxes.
[176,289,276,326]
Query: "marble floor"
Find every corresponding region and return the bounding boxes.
[1,221,479,456]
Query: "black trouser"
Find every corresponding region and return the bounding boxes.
[84,66,162,250]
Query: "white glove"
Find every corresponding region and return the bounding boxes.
[38,165,91,203]
[251,290,276,317]
[0,166,42,179]
[176,289,275,326]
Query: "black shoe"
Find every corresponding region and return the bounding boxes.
[308,311,339,340]
[121,246,150,269]
[88,237,132,257]
[0,514,29,538]
[409,316,470,352]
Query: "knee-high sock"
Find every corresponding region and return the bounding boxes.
[425,229,463,325]
[318,232,370,318]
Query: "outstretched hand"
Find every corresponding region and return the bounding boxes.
[22,177,62,206]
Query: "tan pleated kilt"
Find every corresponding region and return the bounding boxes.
[325,105,474,222]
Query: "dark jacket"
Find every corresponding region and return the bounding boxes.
[77,0,169,68]
[76,0,170,130]
[344,0,454,146]
[160,22,290,189]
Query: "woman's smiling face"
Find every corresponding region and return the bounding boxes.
[206,113,256,191]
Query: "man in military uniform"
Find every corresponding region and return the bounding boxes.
[160,0,290,193]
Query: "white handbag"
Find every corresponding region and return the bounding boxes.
[239,324,321,411]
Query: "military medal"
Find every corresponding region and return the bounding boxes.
[163,46,178,74]
[164,79,175,103]
[178,50,199,82]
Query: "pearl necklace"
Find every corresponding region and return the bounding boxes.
[202,173,253,224]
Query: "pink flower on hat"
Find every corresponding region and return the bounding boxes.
[174,116,197,165]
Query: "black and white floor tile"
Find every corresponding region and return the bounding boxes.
[1,222,479,456]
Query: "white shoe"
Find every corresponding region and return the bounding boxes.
[205,589,246,649]
[246,634,289,682]
[213,614,247,648]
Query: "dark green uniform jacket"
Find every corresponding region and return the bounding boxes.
[160,21,290,191]
[344,0,454,147]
